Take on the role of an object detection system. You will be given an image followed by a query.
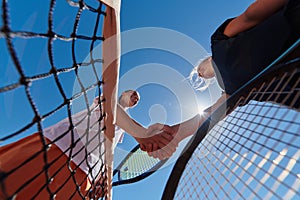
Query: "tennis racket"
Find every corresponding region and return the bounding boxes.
[112,144,168,186]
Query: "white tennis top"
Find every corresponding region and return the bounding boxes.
[44,97,124,181]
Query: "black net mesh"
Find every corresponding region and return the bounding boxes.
[163,43,300,200]
[0,0,110,199]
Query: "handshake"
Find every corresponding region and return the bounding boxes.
[134,123,181,160]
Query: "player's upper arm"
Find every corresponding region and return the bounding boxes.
[224,0,288,37]
[242,0,288,24]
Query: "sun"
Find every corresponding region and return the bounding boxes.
[197,104,205,115]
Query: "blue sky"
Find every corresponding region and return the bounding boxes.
[0,0,255,199]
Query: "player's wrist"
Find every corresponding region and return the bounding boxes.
[131,126,148,140]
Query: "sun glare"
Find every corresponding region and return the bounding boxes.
[198,105,205,115]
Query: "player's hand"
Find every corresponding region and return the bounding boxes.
[137,123,179,160]
[136,123,174,151]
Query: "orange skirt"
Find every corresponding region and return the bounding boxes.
[0,133,95,200]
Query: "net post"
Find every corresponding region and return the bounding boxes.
[102,1,121,199]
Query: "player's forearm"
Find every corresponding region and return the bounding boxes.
[172,113,209,141]
[115,104,146,138]
[173,93,229,141]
